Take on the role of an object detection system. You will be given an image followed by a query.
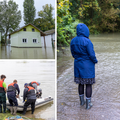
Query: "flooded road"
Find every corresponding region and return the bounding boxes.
[0,61,55,120]
[0,45,55,59]
[57,33,120,120]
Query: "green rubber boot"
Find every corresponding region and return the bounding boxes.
[13,106,17,115]
[10,106,13,115]
[79,94,85,106]
[86,98,93,110]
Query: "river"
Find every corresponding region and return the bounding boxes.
[57,33,120,120]
[0,61,55,120]
[0,45,55,59]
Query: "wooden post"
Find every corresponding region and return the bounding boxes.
[44,36,46,48]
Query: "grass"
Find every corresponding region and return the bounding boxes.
[0,111,39,120]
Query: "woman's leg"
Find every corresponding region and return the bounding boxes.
[78,84,84,95]
[86,84,92,98]
[78,84,85,106]
[86,84,92,109]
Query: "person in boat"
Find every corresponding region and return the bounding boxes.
[70,23,98,109]
[0,75,7,113]
[22,83,36,115]
[29,81,40,93]
[7,80,20,115]
[36,88,42,98]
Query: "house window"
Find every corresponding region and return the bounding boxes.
[22,39,27,43]
[33,39,37,43]
[32,28,35,32]
[23,28,26,31]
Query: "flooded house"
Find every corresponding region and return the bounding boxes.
[9,23,46,48]
[41,29,55,47]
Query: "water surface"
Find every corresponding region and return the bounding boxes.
[0,45,55,59]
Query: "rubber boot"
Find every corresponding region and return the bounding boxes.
[86,98,93,110]
[79,94,85,106]
[22,107,27,115]
[10,106,13,115]
[13,106,17,115]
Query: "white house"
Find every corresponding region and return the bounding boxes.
[41,29,55,47]
[9,23,46,48]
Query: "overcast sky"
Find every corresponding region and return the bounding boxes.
[6,0,55,27]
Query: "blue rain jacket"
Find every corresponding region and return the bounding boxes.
[70,23,98,78]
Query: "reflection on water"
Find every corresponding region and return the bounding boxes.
[57,33,120,119]
[0,61,55,120]
[0,45,55,59]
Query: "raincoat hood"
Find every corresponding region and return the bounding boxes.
[77,23,89,38]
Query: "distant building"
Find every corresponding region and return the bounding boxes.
[9,23,46,48]
[41,29,55,47]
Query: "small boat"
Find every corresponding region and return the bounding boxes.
[6,96,53,111]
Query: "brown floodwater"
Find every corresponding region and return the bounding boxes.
[57,33,120,120]
[0,61,55,120]
[0,45,55,59]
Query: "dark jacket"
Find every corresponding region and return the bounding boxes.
[70,23,98,78]
[7,83,20,96]
[23,86,36,101]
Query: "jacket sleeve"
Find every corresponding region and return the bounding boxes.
[15,84,20,95]
[86,40,98,63]
[70,41,75,58]
[23,88,27,102]
[32,84,38,93]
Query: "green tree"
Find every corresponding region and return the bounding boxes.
[0,0,21,45]
[57,0,79,46]
[23,0,36,25]
[35,4,55,30]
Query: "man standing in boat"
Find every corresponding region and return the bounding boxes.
[7,80,20,115]
[29,81,40,93]
[22,83,36,115]
[0,75,7,113]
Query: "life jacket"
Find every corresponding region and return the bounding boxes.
[7,83,16,92]
[29,81,39,87]
[26,86,36,97]
[0,80,5,93]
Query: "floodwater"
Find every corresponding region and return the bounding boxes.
[0,61,55,120]
[0,45,55,59]
[57,33,120,120]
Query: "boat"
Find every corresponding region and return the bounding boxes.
[6,96,53,111]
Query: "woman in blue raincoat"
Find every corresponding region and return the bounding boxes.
[70,23,98,109]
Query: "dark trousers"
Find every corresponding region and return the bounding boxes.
[0,93,6,113]
[23,99,36,114]
[7,95,18,106]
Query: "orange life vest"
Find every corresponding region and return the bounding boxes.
[0,80,3,88]
[8,83,15,87]
[31,81,39,86]
[26,86,35,97]
[27,86,35,91]
[0,80,5,93]
[7,83,16,92]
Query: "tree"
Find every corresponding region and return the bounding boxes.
[57,0,79,46]
[23,0,36,25]
[35,4,55,30]
[34,18,54,32]
[0,0,21,45]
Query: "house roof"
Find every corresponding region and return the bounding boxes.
[9,23,46,36]
[44,29,55,35]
